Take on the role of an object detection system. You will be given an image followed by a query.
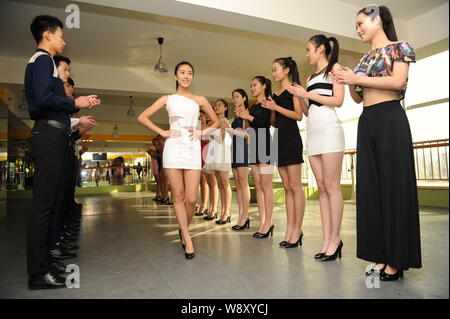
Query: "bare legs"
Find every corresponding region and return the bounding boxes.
[232,167,250,226]
[308,152,344,255]
[278,164,305,243]
[204,171,218,218]
[165,168,201,255]
[198,172,209,213]
[250,164,274,234]
[215,170,232,221]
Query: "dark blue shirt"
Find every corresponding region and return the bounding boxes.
[24,49,76,127]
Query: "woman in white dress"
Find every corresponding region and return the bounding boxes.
[210,99,233,225]
[138,61,219,259]
[287,35,345,261]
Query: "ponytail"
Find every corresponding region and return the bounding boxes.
[309,34,340,79]
[273,57,301,85]
[358,5,398,41]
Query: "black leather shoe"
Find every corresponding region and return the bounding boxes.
[215,215,231,225]
[204,213,217,221]
[365,264,387,276]
[58,242,79,251]
[279,241,288,247]
[49,260,67,275]
[252,232,260,237]
[232,219,250,231]
[64,231,78,238]
[380,270,404,281]
[28,272,67,290]
[285,232,304,248]
[50,248,77,260]
[185,252,195,259]
[255,225,275,238]
[314,252,326,259]
[321,241,343,261]
[195,209,207,216]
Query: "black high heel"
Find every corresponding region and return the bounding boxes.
[365,264,387,276]
[380,269,404,281]
[216,215,231,225]
[284,232,304,248]
[255,225,274,238]
[204,212,217,221]
[252,232,260,237]
[232,218,250,231]
[178,229,185,249]
[185,251,195,259]
[321,240,343,261]
[279,241,287,247]
[314,252,326,259]
[195,209,208,216]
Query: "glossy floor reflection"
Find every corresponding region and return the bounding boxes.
[0,191,448,299]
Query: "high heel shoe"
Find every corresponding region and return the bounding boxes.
[216,215,231,225]
[285,232,304,248]
[195,209,208,217]
[255,225,274,238]
[232,218,250,231]
[279,241,287,247]
[203,212,217,221]
[314,252,326,259]
[321,240,343,261]
[252,232,260,237]
[185,251,195,259]
[178,229,185,250]
[365,264,387,276]
[380,269,404,281]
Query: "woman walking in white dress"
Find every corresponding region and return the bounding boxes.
[138,61,219,259]
[287,35,345,261]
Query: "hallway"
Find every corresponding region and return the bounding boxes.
[0,192,448,299]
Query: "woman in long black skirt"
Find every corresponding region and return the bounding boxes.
[331,5,421,281]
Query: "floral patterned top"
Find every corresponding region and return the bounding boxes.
[354,42,415,100]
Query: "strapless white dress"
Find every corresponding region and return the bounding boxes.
[162,94,201,170]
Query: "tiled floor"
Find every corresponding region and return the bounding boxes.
[0,191,448,299]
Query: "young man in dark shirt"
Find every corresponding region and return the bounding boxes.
[25,15,101,290]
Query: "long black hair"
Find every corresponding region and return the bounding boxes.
[174,61,194,89]
[309,34,340,78]
[232,89,249,109]
[253,76,272,99]
[216,99,229,118]
[358,5,398,42]
[273,57,300,85]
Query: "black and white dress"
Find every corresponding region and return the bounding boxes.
[306,72,345,156]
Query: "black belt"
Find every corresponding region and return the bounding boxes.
[36,119,70,133]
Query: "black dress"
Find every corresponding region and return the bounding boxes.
[272,90,303,167]
[230,116,249,168]
[248,103,272,165]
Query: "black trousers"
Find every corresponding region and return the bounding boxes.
[64,149,78,225]
[356,100,422,271]
[27,122,70,276]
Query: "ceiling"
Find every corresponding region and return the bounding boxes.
[1,0,448,153]
[338,0,448,20]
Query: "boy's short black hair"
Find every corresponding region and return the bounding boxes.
[54,55,71,67]
[30,15,64,44]
[67,77,75,86]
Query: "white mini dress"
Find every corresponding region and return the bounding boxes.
[162,94,201,170]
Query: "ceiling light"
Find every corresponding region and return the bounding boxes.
[112,123,120,139]
[154,37,168,73]
[127,96,135,117]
